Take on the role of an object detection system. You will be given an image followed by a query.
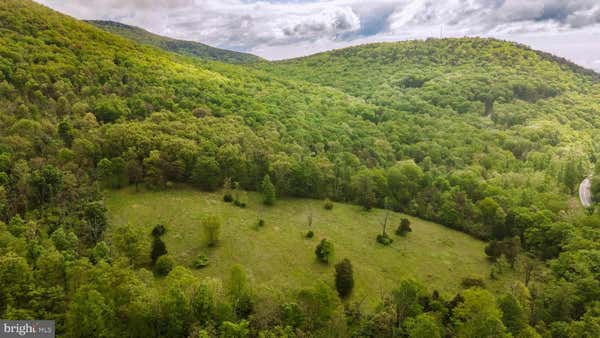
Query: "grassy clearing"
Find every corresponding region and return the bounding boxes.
[106,186,513,305]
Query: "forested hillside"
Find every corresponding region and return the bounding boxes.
[0,0,598,337]
[88,20,263,64]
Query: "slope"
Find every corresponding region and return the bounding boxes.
[106,186,505,306]
[88,20,263,64]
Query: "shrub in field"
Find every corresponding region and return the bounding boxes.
[154,255,174,276]
[335,258,354,298]
[396,218,412,236]
[315,239,334,263]
[192,254,210,269]
[376,233,393,245]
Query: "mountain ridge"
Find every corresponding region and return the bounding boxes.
[87,19,263,64]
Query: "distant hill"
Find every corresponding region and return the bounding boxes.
[260,38,599,114]
[87,20,263,63]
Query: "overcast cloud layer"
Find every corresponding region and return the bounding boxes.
[36,0,600,71]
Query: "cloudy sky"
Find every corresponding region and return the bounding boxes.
[36,0,600,71]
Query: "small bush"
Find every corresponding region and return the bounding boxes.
[151,224,166,237]
[396,218,412,236]
[315,239,334,263]
[461,276,486,289]
[305,230,314,238]
[376,233,393,245]
[324,199,334,210]
[223,193,233,203]
[257,218,265,227]
[203,215,221,247]
[234,200,246,208]
[154,255,174,276]
[192,254,209,269]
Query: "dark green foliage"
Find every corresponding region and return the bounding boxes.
[151,237,167,265]
[461,276,486,289]
[233,200,247,208]
[334,258,354,298]
[28,165,63,206]
[257,218,265,227]
[57,121,74,147]
[484,237,519,266]
[92,96,128,123]
[315,239,334,263]
[151,224,166,238]
[323,199,334,210]
[305,230,314,239]
[592,169,600,203]
[498,294,527,335]
[191,157,221,191]
[376,233,393,245]
[396,218,412,236]
[154,255,174,276]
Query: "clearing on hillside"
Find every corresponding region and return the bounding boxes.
[106,187,509,305]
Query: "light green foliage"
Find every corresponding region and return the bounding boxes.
[227,264,253,319]
[112,223,147,266]
[0,252,32,310]
[406,314,443,338]
[67,288,114,338]
[490,255,511,279]
[50,227,78,253]
[452,288,508,338]
[393,279,427,323]
[297,281,339,331]
[202,215,221,247]
[220,320,250,338]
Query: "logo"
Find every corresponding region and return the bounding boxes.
[0,321,54,338]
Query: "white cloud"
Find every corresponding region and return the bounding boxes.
[35,0,600,72]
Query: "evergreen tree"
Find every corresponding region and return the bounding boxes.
[151,237,167,265]
[334,258,354,298]
[315,239,334,263]
[261,174,276,206]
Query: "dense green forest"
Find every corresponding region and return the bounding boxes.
[87,20,263,64]
[0,0,599,337]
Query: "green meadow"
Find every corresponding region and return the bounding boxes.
[106,186,513,305]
